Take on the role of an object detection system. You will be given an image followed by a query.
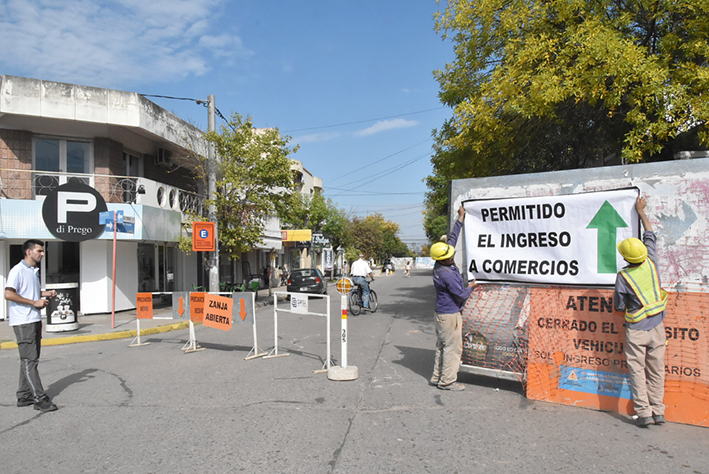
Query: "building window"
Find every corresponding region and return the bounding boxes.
[33,138,93,196]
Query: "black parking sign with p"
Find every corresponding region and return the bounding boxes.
[42,181,108,242]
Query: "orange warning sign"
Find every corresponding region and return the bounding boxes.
[190,292,205,322]
[203,293,233,331]
[527,288,709,427]
[136,293,153,319]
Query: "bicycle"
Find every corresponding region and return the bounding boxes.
[348,279,378,316]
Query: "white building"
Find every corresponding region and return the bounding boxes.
[0,75,209,318]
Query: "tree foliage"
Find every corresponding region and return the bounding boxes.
[180,113,297,258]
[280,191,349,250]
[345,213,410,261]
[425,0,709,242]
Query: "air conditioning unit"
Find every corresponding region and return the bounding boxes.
[155,148,173,167]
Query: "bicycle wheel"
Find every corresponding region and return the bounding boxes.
[368,290,378,313]
[348,291,361,316]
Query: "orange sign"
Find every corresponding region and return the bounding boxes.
[203,293,233,331]
[190,292,205,322]
[193,222,216,252]
[136,293,153,319]
[527,288,709,427]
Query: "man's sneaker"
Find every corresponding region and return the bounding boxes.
[17,398,34,407]
[34,398,58,413]
[428,380,439,387]
[635,416,653,427]
[438,382,465,391]
[653,414,666,425]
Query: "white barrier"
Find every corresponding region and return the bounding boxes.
[264,292,332,374]
[129,291,263,358]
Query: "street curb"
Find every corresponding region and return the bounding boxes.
[0,321,192,350]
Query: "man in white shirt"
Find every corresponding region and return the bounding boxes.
[5,239,58,412]
[350,254,375,310]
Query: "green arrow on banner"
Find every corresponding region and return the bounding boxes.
[586,200,628,274]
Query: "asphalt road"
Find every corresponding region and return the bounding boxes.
[1,270,707,473]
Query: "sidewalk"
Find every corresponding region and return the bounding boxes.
[0,287,284,350]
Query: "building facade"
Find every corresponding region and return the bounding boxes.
[0,75,206,318]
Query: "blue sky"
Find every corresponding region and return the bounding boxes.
[0,0,454,247]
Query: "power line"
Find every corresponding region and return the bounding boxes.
[139,93,206,105]
[330,138,431,183]
[337,151,430,188]
[282,106,446,133]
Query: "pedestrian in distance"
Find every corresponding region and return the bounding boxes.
[350,253,375,311]
[429,205,477,391]
[614,196,668,428]
[405,261,411,278]
[5,239,58,412]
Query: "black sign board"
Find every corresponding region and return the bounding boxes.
[42,181,108,242]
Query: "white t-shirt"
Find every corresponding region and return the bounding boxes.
[351,259,372,277]
[6,260,41,326]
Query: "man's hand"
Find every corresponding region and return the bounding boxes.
[635,196,653,232]
[32,299,49,309]
[469,278,477,288]
[43,290,57,299]
[458,205,465,222]
[636,196,647,215]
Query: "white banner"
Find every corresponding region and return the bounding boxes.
[463,188,640,286]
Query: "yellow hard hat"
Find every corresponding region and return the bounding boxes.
[617,237,647,264]
[431,242,455,261]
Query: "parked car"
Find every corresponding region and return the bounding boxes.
[287,268,327,294]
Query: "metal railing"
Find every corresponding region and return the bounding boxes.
[0,168,205,215]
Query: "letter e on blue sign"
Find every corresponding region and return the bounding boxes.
[193,222,216,251]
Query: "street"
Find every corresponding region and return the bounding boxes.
[1,270,707,474]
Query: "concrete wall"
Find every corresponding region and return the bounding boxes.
[0,75,207,156]
[451,158,709,290]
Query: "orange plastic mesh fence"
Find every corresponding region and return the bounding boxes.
[462,284,709,426]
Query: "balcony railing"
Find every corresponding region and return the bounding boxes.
[0,169,205,216]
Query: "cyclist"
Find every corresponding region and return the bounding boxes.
[351,253,375,311]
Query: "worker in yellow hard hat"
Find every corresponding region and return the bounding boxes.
[430,205,477,391]
[614,196,668,428]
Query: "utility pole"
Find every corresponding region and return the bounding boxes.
[207,94,219,292]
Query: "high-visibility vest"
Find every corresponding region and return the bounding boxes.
[619,259,668,323]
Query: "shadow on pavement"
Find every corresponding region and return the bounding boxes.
[392,345,433,380]
[47,368,100,398]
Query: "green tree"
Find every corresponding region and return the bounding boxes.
[180,113,297,257]
[345,213,410,262]
[426,0,709,242]
[281,191,350,250]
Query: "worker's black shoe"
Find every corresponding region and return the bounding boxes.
[653,414,666,425]
[635,416,653,427]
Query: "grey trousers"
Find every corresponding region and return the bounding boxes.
[13,321,47,402]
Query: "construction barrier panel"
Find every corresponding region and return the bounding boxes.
[132,291,263,356]
[526,288,709,426]
[265,292,332,374]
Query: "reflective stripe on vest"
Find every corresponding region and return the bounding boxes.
[619,259,668,323]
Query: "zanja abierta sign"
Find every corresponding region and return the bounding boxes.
[463,188,639,286]
[42,181,108,242]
